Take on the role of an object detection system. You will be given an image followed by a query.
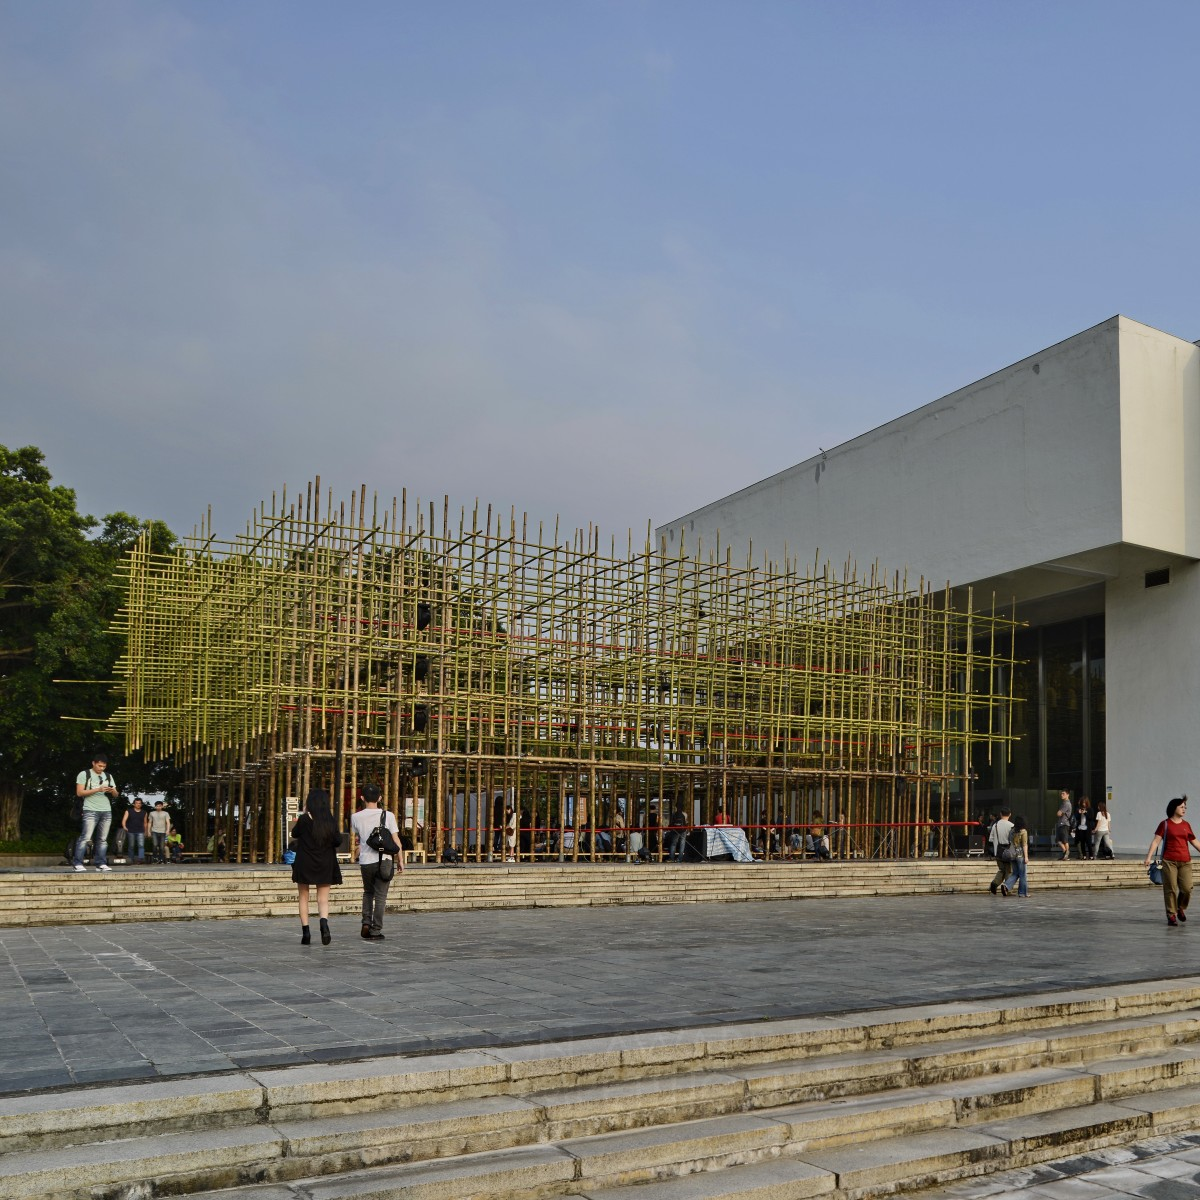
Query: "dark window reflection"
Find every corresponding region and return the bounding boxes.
[967,615,1103,842]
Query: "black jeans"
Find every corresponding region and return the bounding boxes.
[359,862,392,933]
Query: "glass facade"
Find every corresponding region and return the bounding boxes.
[1045,622,1085,801]
[1088,618,1105,804]
[971,614,1104,839]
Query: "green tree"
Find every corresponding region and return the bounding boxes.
[0,445,176,841]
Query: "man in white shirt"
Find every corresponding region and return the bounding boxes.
[987,807,1014,895]
[350,785,402,941]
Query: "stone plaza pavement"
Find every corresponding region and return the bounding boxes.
[2,884,1196,1096]
[7,884,1200,1196]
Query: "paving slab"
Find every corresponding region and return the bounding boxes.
[0,888,1196,1096]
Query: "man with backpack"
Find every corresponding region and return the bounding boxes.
[350,784,402,941]
[987,806,1014,895]
[73,754,117,872]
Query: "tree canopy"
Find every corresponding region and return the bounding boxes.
[0,444,176,841]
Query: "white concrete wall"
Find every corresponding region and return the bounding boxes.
[659,315,1200,857]
[660,319,1126,586]
[1108,323,1200,854]
[1106,560,1200,855]
[1118,319,1200,557]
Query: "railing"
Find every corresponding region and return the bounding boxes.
[410,820,989,864]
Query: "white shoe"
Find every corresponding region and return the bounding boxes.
[73,864,86,872]
[97,864,112,872]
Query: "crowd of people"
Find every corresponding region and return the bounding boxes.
[981,789,1117,900]
[982,788,1200,925]
[69,753,223,869]
[66,752,404,948]
[72,755,183,869]
[72,753,1199,935]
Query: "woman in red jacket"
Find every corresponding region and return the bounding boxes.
[1144,796,1200,927]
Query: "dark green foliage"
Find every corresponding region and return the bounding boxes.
[0,445,177,839]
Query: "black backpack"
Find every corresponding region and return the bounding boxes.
[70,769,112,821]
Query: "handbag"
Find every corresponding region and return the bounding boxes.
[999,841,1018,864]
[365,808,400,856]
[1149,820,1167,885]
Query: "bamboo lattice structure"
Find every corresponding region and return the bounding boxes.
[110,481,1021,863]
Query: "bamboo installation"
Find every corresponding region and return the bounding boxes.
[110,480,1021,863]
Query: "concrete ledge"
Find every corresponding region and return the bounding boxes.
[799,1126,1006,1192]
[299,1143,578,1200]
[569,1113,790,1185]
[577,1159,837,1199]
[0,1074,264,1153]
[0,860,1154,926]
[254,1051,509,1120]
[0,1125,285,1200]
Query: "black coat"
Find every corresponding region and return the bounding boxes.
[290,813,343,886]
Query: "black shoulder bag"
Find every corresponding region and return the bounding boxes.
[365,809,400,880]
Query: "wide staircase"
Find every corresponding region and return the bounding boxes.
[4,977,1200,1199]
[0,860,1149,928]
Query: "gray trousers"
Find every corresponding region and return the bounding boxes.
[360,862,392,933]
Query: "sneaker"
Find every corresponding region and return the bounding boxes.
[97,864,112,872]
[73,864,86,872]
[1000,884,1010,897]
[1169,915,1178,926]
[1179,909,1189,923]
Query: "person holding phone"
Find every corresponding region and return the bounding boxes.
[73,754,117,872]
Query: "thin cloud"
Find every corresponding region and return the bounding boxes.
[0,10,794,542]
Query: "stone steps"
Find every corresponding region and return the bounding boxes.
[0,861,1150,927]
[2,979,1198,1199]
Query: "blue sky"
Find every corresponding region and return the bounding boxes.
[3,1,1199,543]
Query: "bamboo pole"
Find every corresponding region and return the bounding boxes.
[108,479,1023,863]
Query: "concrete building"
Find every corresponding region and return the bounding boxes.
[658,316,1200,854]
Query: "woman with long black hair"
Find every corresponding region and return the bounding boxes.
[292,788,343,944]
[1000,814,1030,898]
[1074,796,1094,860]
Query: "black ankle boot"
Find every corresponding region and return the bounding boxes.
[301,925,311,945]
[319,918,331,945]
